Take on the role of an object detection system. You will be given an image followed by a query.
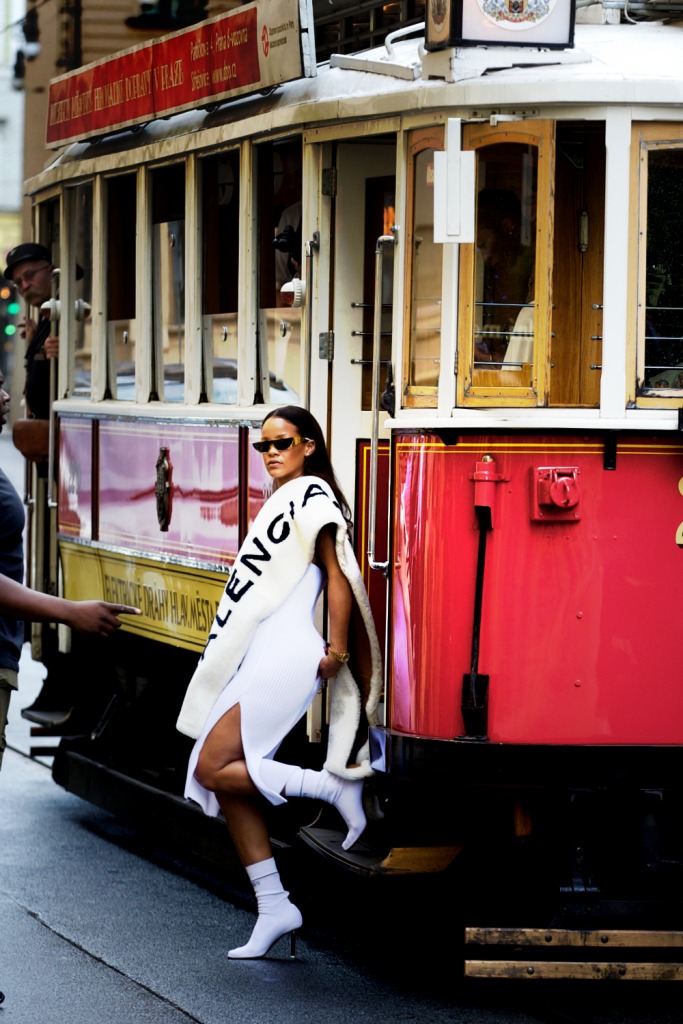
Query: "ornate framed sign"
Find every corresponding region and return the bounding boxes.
[425,0,575,50]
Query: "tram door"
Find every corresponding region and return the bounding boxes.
[327,139,397,654]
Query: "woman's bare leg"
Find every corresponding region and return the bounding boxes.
[194,703,272,865]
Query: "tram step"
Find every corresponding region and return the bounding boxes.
[464,927,683,981]
[298,825,460,877]
[22,707,74,729]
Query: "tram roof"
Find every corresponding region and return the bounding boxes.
[30,20,683,189]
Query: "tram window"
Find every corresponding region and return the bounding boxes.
[202,152,239,404]
[31,197,60,397]
[256,139,302,404]
[474,149,536,378]
[404,128,443,408]
[37,197,60,264]
[458,123,553,407]
[641,147,683,391]
[106,173,137,401]
[66,183,93,398]
[151,164,185,403]
[361,176,395,411]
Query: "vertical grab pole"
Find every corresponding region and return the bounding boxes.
[46,269,60,606]
[47,268,60,511]
[367,233,395,573]
[304,231,319,409]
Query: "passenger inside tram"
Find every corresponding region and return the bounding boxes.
[474,188,535,367]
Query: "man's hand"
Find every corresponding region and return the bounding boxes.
[64,602,141,637]
[44,335,59,359]
[0,576,141,636]
[18,317,37,344]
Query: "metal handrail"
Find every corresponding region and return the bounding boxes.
[367,232,395,572]
[47,270,60,511]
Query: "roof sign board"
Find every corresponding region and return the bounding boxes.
[46,0,315,148]
[425,0,575,50]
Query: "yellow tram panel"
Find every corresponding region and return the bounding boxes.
[59,542,225,652]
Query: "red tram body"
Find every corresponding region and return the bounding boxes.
[17,0,683,978]
[390,432,683,746]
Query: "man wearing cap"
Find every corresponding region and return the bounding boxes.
[3,243,62,721]
[3,243,58,422]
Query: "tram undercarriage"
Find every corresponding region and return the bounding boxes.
[47,630,683,908]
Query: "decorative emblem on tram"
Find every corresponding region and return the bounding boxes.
[155,446,173,532]
[430,0,449,28]
[478,0,553,27]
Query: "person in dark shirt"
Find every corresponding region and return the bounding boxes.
[3,243,59,421]
[0,370,139,768]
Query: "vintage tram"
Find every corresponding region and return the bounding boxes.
[18,0,683,978]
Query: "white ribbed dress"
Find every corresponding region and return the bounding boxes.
[185,563,325,817]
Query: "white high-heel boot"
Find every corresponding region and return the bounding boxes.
[284,768,366,851]
[228,858,302,960]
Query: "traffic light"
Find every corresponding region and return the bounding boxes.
[0,282,20,339]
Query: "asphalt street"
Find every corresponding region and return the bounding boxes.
[1,723,539,1024]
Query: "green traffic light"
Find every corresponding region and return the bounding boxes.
[4,324,16,336]
[7,302,19,315]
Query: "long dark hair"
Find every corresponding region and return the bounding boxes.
[262,406,352,527]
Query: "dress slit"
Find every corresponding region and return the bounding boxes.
[185,563,324,817]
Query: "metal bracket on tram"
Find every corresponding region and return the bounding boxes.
[368,231,396,574]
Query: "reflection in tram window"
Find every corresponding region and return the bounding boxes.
[106,174,137,400]
[257,139,301,404]
[404,127,443,409]
[643,148,683,390]
[67,183,93,398]
[202,151,239,403]
[151,164,185,402]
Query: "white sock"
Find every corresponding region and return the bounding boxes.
[246,857,289,915]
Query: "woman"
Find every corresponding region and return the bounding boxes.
[176,406,382,959]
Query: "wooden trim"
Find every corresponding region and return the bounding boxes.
[466,927,683,948]
[465,960,683,981]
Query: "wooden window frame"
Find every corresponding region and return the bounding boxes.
[402,125,444,410]
[457,120,555,408]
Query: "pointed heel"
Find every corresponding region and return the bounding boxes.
[228,902,303,959]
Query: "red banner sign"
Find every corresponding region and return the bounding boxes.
[46,0,314,148]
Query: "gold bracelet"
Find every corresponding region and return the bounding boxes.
[326,646,350,664]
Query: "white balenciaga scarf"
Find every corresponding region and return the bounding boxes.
[176,475,382,780]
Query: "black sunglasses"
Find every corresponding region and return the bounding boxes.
[252,435,311,454]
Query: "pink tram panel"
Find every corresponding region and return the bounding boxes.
[391,433,683,746]
[58,419,271,566]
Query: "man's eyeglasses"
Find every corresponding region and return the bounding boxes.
[252,435,310,454]
[12,264,51,287]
